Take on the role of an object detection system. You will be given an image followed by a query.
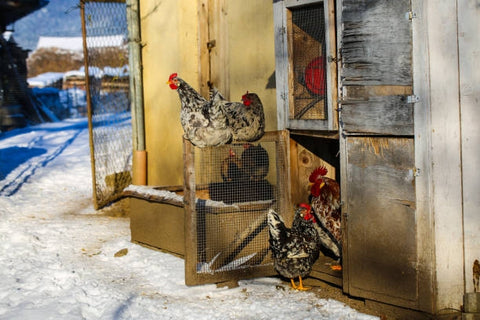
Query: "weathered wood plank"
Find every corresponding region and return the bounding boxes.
[341,0,412,85]
[458,0,480,295]
[341,95,414,136]
[345,137,417,306]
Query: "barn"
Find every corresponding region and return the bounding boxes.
[121,0,480,318]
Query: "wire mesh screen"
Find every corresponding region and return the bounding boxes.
[184,132,291,285]
[82,1,132,209]
[288,3,327,120]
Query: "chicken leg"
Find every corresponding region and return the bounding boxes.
[290,276,310,291]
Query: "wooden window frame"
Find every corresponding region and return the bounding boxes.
[274,0,338,132]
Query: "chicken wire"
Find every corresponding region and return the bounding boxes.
[81,1,132,209]
[184,132,291,285]
[289,3,327,120]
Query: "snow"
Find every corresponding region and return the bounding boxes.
[0,118,379,320]
[36,35,126,52]
[28,72,64,88]
[36,36,84,51]
[103,65,130,78]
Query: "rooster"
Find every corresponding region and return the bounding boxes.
[268,204,321,291]
[211,89,265,142]
[308,166,342,264]
[167,73,232,147]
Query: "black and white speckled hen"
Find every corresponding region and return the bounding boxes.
[167,73,232,147]
[268,203,321,290]
[211,89,265,142]
[309,166,342,265]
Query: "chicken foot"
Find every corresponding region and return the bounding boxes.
[290,276,310,291]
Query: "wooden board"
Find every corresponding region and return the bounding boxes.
[341,95,414,136]
[129,197,186,256]
[343,137,418,308]
[458,0,480,295]
[341,0,412,86]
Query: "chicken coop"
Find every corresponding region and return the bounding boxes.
[127,131,291,285]
[273,0,480,318]
[124,0,479,318]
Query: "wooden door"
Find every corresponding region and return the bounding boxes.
[338,0,423,310]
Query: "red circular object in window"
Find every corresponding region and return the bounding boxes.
[304,56,325,96]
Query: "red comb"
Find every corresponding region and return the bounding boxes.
[168,73,178,80]
[242,91,251,106]
[309,166,328,182]
[298,203,311,211]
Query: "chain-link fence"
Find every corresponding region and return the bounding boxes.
[81,0,132,209]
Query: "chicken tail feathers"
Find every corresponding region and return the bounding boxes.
[267,209,288,247]
[314,219,342,260]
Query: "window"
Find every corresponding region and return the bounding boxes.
[274,0,337,131]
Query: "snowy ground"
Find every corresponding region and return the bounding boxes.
[0,118,379,320]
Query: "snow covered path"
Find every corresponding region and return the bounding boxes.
[0,119,379,319]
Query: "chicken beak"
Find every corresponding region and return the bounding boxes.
[308,181,325,189]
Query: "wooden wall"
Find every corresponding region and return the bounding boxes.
[140,0,200,186]
[414,0,480,311]
[139,0,277,186]
[458,0,480,294]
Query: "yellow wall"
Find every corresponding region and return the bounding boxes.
[139,0,277,186]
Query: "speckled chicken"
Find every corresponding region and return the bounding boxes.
[167,73,232,147]
[268,203,321,290]
[240,143,269,181]
[309,166,342,263]
[211,89,265,142]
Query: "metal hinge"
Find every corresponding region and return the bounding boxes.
[328,55,338,63]
[407,95,420,103]
[414,168,421,177]
[407,11,417,20]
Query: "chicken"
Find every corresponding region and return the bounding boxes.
[308,166,342,263]
[211,89,265,142]
[220,148,245,182]
[167,73,232,147]
[240,143,269,181]
[268,204,321,291]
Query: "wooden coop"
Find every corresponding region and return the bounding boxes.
[126,0,479,318]
[127,132,291,285]
[273,0,480,318]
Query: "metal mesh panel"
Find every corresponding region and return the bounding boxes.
[184,132,291,285]
[82,1,132,209]
[289,3,327,120]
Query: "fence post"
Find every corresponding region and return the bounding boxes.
[126,0,147,185]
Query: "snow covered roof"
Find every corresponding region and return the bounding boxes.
[28,72,64,88]
[28,65,130,87]
[36,35,126,51]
